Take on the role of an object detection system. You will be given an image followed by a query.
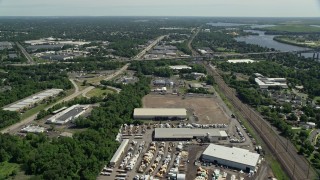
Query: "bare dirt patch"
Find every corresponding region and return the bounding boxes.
[142,94,230,124]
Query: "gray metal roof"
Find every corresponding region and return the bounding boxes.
[154,128,227,139]
[202,144,260,167]
[110,139,129,164]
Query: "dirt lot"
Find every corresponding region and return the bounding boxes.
[142,94,230,124]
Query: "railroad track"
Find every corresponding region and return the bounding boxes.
[205,62,315,180]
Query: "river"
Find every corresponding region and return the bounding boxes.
[235,30,314,58]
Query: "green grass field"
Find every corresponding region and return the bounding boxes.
[265,25,320,33]
[268,158,290,180]
[86,88,114,98]
[0,162,19,180]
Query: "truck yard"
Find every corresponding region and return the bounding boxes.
[98,91,269,180]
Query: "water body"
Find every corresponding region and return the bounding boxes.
[207,22,275,29]
[207,22,247,27]
[235,30,310,52]
[310,25,320,28]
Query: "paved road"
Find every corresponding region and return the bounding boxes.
[309,129,320,145]
[104,63,130,82]
[134,35,167,59]
[16,42,35,65]
[187,26,202,56]
[1,80,93,134]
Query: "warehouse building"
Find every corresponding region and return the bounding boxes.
[134,108,187,120]
[46,104,89,125]
[255,77,288,89]
[169,65,192,70]
[20,125,46,134]
[3,89,63,112]
[227,59,256,63]
[109,139,129,167]
[202,144,260,172]
[154,128,228,142]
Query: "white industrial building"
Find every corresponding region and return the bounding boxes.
[202,144,260,171]
[109,139,129,167]
[3,89,63,112]
[169,65,192,70]
[46,104,88,125]
[134,108,187,120]
[255,77,288,89]
[227,59,256,63]
[20,125,46,134]
[154,128,228,142]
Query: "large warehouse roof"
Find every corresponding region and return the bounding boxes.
[202,144,260,167]
[110,139,129,165]
[154,128,227,139]
[134,108,187,117]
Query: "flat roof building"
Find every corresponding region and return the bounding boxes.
[255,77,288,89]
[109,139,129,167]
[20,125,46,134]
[3,89,63,112]
[47,104,88,125]
[227,59,256,63]
[202,144,260,171]
[154,128,228,142]
[189,83,203,89]
[134,108,187,120]
[169,65,192,70]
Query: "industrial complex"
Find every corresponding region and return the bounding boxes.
[202,144,260,172]
[3,89,63,112]
[133,108,187,120]
[255,77,288,89]
[153,128,228,142]
[46,104,89,125]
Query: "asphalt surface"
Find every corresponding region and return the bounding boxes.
[16,42,35,65]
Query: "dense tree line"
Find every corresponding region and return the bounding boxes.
[193,29,269,53]
[0,75,151,179]
[218,55,320,97]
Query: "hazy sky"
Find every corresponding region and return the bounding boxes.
[0,0,319,17]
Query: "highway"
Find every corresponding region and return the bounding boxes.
[134,35,167,59]
[16,42,35,65]
[187,26,202,56]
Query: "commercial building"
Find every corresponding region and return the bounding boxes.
[3,89,63,112]
[47,104,89,125]
[133,108,187,120]
[0,41,13,50]
[20,125,46,134]
[202,144,260,171]
[109,139,130,167]
[169,65,192,70]
[227,59,256,63]
[154,128,228,142]
[189,83,203,89]
[255,77,288,89]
